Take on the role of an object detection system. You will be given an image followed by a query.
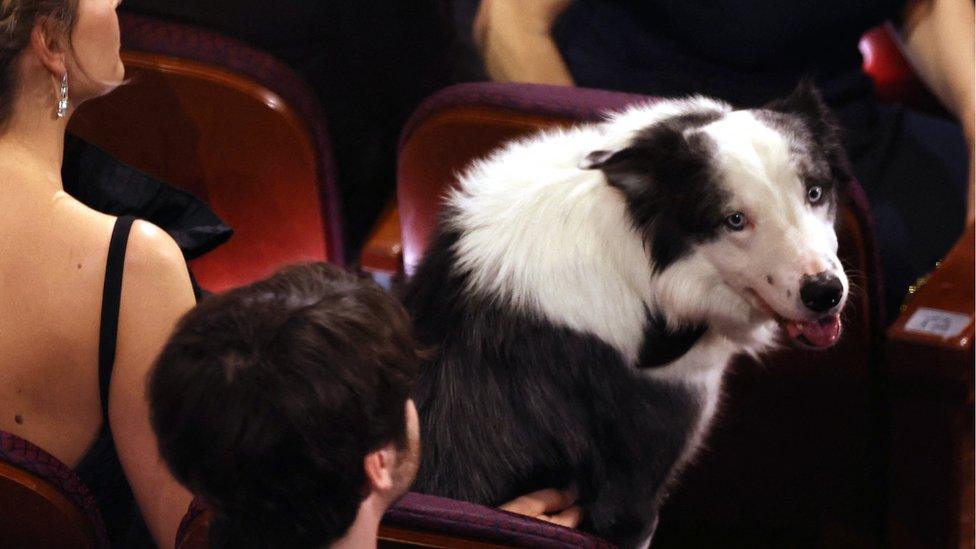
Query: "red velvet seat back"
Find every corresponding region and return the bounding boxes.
[69,13,342,291]
[397,82,885,546]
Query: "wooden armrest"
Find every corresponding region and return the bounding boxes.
[0,461,96,548]
[360,201,403,276]
[884,226,973,549]
[378,525,509,548]
[884,224,973,549]
[887,223,974,377]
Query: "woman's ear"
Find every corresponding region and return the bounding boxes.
[29,15,68,77]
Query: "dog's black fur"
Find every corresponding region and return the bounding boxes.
[405,230,703,546]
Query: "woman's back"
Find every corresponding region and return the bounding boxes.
[0,1,199,546]
[0,161,114,468]
[0,148,195,546]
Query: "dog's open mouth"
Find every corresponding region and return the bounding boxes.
[745,288,842,349]
[782,315,842,348]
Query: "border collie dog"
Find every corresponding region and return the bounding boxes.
[403,83,851,548]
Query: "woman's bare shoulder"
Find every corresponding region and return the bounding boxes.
[124,220,187,280]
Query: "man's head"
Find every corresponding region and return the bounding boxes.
[150,262,421,547]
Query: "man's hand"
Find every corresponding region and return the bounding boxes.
[498,487,583,528]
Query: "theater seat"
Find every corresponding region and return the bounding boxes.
[174,494,611,548]
[69,13,344,292]
[0,431,109,549]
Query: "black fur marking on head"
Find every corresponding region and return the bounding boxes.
[759,80,854,216]
[584,110,728,271]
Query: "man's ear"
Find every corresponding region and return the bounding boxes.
[29,16,68,77]
[363,443,397,493]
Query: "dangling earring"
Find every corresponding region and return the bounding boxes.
[56,73,69,119]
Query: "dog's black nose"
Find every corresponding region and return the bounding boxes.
[800,272,843,313]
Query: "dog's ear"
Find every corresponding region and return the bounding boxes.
[765,79,829,124]
[579,142,653,199]
[578,141,653,199]
[765,79,841,150]
[578,147,639,171]
[582,122,712,200]
[766,79,853,187]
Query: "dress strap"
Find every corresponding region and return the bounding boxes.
[98,216,135,418]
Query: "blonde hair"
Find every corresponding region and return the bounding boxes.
[0,0,79,122]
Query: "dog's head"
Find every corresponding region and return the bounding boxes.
[582,83,851,349]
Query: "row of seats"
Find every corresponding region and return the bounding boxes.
[0,12,971,549]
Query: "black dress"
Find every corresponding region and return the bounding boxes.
[74,216,153,547]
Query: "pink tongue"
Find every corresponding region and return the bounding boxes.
[787,315,842,348]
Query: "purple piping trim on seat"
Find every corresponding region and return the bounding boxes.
[399,82,883,330]
[384,492,615,548]
[118,12,346,265]
[0,430,109,548]
[399,82,654,153]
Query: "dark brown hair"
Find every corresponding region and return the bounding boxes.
[0,0,79,124]
[150,262,421,548]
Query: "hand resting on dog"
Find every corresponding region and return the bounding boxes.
[499,488,583,528]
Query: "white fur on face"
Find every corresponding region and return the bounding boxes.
[696,111,849,323]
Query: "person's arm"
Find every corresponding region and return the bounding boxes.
[894,0,976,221]
[473,0,576,85]
[109,220,195,548]
[499,488,583,528]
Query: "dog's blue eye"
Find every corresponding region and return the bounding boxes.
[807,185,823,204]
[724,212,747,231]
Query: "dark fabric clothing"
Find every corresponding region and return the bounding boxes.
[550,0,967,320]
[62,134,232,297]
[62,135,233,262]
[840,102,968,320]
[553,0,905,107]
[74,216,153,548]
[119,1,463,260]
